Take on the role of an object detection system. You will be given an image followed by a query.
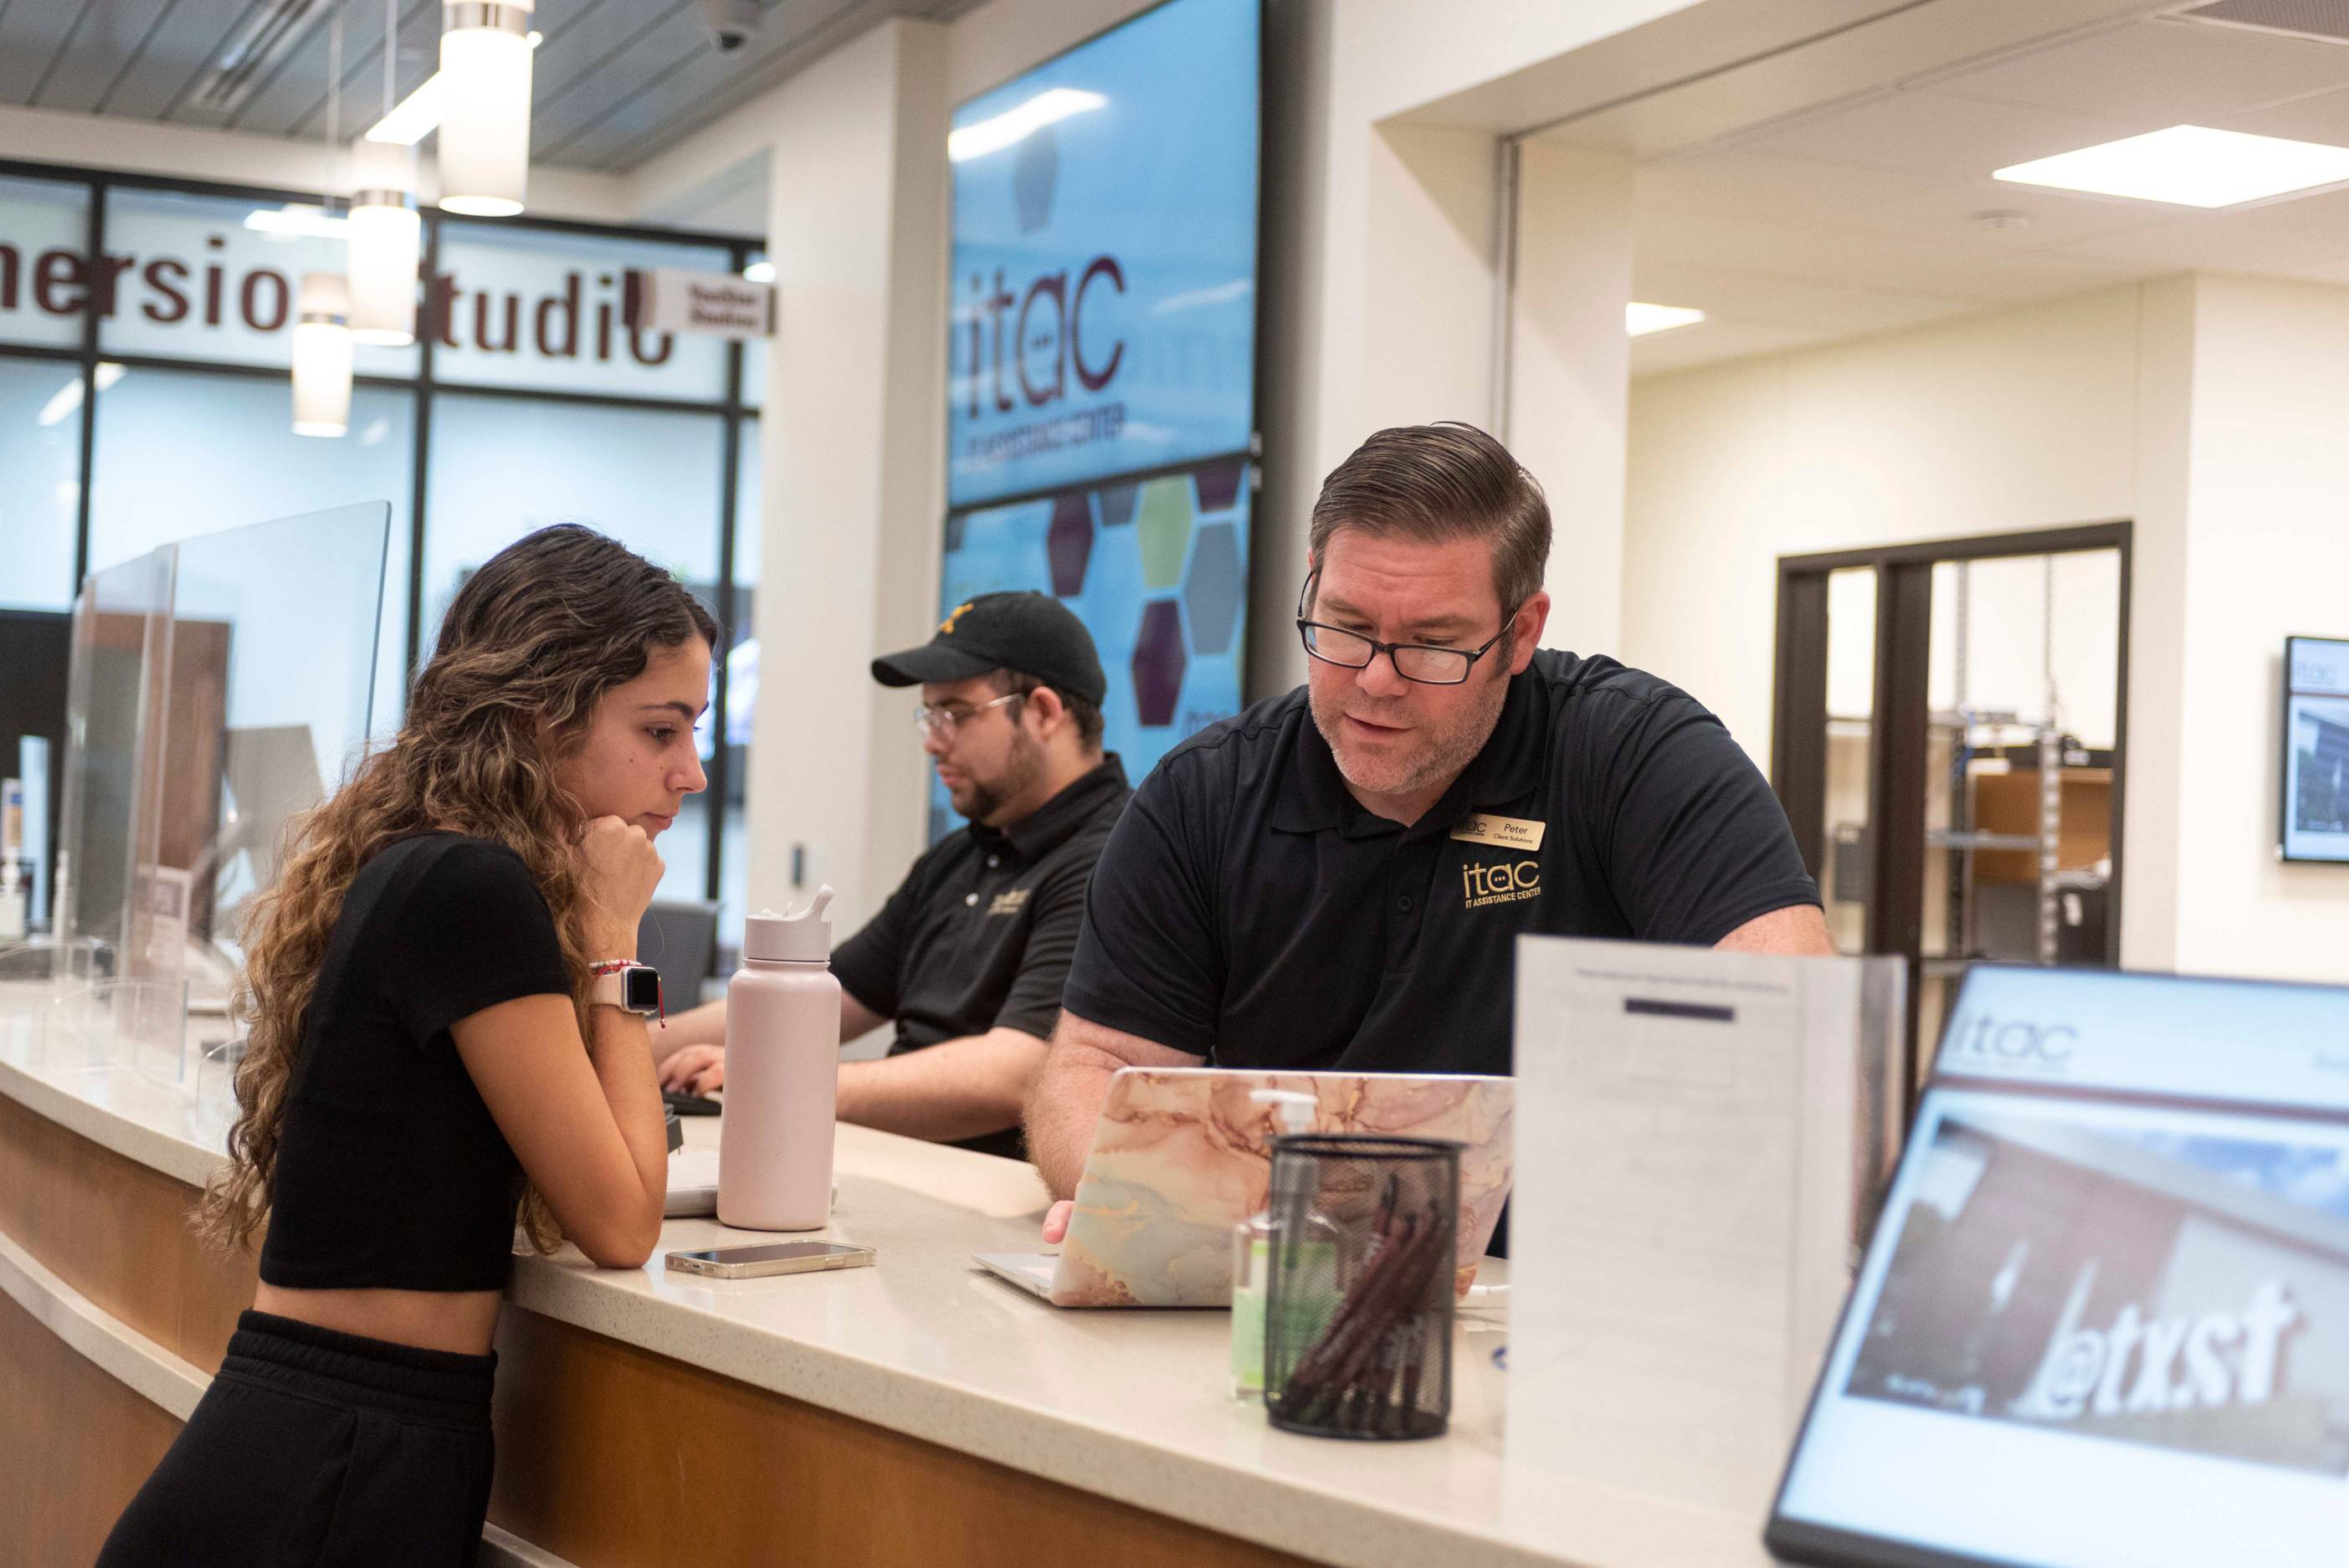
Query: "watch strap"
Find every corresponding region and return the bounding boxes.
[589,961,663,1020]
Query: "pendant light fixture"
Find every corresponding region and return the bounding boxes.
[348,0,419,346]
[438,0,535,217]
[292,273,356,436]
[293,0,354,437]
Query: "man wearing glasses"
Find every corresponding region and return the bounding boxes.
[658,592,1129,1160]
[1028,423,1830,1230]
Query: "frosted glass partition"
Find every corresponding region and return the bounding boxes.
[52,505,390,1049]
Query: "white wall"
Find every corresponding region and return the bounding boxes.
[2170,274,2349,981]
[746,18,949,935]
[1623,284,2150,766]
[1623,273,2349,983]
[1251,0,1704,698]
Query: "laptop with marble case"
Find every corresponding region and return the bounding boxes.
[976,1066,1514,1308]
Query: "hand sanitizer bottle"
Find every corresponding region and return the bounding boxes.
[1232,1088,1321,1400]
[717,887,840,1231]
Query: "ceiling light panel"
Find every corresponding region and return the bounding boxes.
[1994,124,2349,208]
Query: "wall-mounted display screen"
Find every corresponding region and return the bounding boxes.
[931,459,1249,840]
[1769,965,2349,1568]
[2283,636,2349,864]
[944,0,1259,509]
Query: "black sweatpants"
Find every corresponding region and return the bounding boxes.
[96,1309,497,1568]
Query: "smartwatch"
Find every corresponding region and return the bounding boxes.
[590,961,663,1019]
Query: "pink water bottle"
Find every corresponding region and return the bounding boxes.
[717,886,840,1231]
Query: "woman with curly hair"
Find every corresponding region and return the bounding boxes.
[97,525,715,1568]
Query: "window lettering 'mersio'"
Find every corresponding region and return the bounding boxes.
[0,233,678,368]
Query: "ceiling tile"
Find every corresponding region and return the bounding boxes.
[582,0,882,171]
[1634,206,2141,301]
[1634,149,1956,226]
[2215,81,2349,146]
[0,3,93,103]
[1831,177,2179,248]
[1628,258,1822,315]
[28,0,180,115]
[1631,320,1832,378]
[91,0,238,120]
[2048,191,2349,269]
[1731,285,1986,335]
[1924,17,2349,125]
[280,0,441,142]
[1735,88,2143,179]
[530,3,704,158]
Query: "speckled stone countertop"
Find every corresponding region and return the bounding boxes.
[0,984,1773,1568]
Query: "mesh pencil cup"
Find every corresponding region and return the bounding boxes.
[1261,1134,1460,1441]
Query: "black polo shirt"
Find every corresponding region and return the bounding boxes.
[830,756,1131,1160]
[1061,651,1818,1077]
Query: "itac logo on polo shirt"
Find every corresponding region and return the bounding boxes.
[987,889,1030,917]
[940,602,976,636]
[1462,859,1541,910]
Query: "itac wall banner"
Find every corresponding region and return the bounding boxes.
[945,0,1260,508]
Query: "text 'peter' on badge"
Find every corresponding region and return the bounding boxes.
[1450,813,1546,851]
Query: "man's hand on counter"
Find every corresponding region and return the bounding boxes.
[1042,1199,1074,1244]
[659,1044,726,1095]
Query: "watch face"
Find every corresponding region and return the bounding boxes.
[623,966,663,1013]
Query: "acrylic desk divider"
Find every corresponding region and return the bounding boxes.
[1501,935,1903,1519]
[42,503,391,1094]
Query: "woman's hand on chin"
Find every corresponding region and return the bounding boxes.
[578,815,663,956]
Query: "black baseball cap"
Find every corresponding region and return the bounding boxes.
[871,591,1108,707]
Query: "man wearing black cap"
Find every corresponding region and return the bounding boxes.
[655,592,1131,1160]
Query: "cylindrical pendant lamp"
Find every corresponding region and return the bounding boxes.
[348,141,420,346]
[438,1,535,218]
[292,273,355,438]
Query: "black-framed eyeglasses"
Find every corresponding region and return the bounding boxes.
[1293,569,1516,687]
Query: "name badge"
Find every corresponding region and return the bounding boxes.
[1450,813,1546,852]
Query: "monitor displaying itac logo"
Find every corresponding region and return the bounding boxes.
[944,0,1259,508]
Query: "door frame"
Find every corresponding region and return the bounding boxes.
[1771,522,2135,1096]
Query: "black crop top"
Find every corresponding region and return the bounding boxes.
[258,833,572,1292]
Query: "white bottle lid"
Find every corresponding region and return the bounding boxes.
[1250,1087,1316,1135]
[743,884,834,963]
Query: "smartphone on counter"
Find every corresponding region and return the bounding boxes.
[664,1241,876,1279]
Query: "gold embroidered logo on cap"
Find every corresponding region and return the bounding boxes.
[1449,813,1546,851]
[940,602,975,635]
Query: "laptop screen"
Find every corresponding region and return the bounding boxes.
[1767,966,2349,1568]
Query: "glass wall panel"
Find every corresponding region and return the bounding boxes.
[89,366,416,739]
[0,357,86,609]
[717,419,761,949]
[433,223,729,402]
[423,392,723,904]
[0,174,90,350]
[99,189,418,378]
[741,336,766,410]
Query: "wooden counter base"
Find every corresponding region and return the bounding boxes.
[4,1089,1316,1568]
[494,1307,1316,1568]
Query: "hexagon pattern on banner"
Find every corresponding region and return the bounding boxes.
[1047,492,1095,596]
[934,453,1252,842]
[1131,599,1187,726]
[1184,523,1244,654]
[1137,478,1192,588]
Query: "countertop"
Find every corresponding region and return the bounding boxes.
[0,981,1776,1568]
